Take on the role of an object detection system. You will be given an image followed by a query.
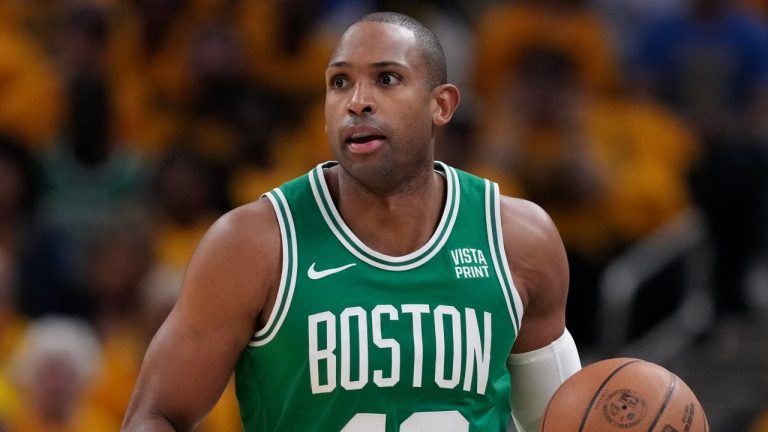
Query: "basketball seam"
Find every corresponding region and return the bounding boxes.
[648,373,677,432]
[578,359,642,432]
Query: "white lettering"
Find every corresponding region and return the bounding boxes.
[434,305,462,389]
[450,248,488,266]
[463,308,491,394]
[461,248,473,263]
[401,304,429,387]
[454,265,490,279]
[372,305,400,387]
[450,249,461,265]
[340,307,368,390]
[476,250,487,265]
[308,305,494,395]
[308,311,336,393]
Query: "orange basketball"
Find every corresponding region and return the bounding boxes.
[540,357,709,432]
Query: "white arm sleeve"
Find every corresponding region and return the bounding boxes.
[506,328,581,432]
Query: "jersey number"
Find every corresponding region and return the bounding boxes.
[341,411,469,432]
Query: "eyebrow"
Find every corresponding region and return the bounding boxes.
[327,61,408,70]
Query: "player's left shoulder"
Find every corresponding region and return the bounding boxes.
[498,196,562,249]
[497,196,569,310]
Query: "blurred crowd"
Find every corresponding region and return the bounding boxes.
[0,0,767,430]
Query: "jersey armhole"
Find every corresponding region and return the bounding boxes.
[484,180,525,334]
[249,188,298,347]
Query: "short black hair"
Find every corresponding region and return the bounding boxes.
[338,11,448,88]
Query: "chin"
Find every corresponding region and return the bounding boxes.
[337,157,392,189]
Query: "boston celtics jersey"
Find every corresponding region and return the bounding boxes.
[235,161,524,431]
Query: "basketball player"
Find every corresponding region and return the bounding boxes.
[121,12,581,432]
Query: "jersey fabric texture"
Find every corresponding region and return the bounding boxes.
[235,161,525,432]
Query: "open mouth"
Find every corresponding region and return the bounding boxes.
[346,133,386,145]
[343,126,387,154]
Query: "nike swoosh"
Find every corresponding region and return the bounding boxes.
[307,262,357,280]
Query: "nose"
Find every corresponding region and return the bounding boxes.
[347,82,376,115]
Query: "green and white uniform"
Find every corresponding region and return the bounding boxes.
[235,162,524,431]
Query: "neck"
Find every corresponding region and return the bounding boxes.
[326,163,446,256]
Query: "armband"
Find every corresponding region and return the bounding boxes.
[507,328,581,432]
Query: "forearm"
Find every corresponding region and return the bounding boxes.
[507,328,581,432]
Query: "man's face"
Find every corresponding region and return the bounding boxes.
[324,21,437,192]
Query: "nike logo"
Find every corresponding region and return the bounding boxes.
[307,262,357,280]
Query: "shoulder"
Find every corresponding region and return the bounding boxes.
[498,196,564,269]
[182,197,282,315]
[200,197,281,258]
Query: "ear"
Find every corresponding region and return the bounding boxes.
[431,84,461,126]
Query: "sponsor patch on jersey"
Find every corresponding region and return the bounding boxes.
[449,248,490,279]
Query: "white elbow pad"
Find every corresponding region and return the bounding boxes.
[507,328,581,432]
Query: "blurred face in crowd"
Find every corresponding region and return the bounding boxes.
[56,6,108,78]
[154,150,215,224]
[512,48,584,128]
[28,353,82,424]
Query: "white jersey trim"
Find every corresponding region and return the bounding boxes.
[309,161,460,271]
[485,181,524,332]
[250,189,298,346]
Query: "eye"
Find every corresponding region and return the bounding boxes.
[330,75,348,89]
[380,72,402,85]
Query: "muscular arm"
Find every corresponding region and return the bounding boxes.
[121,199,281,431]
[501,197,569,352]
[500,196,580,432]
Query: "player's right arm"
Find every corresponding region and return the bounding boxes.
[121,198,282,431]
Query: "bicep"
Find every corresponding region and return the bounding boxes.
[123,204,280,430]
[500,198,570,354]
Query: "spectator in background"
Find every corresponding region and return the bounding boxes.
[150,146,229,276]
[107,0,237,155]
[6,316,116,432]
[181,24,291,170]
[472,0,620,117]
[28,75,147,317]
[0,135,37,373]
[632,0,768,337]
[77,208,240,431]
[472,46,697,349]
[224,0,342,203]
[21,3,148,319]
[590,0,686,69]
[234,0,337,107]
[633,0,768,145]
[0,134,40,283]
[78,212,153,427]
[0,133,74,326]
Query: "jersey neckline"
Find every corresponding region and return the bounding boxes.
[308,161,460,271]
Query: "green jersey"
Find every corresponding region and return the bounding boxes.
[235,162,524,431]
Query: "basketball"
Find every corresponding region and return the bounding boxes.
[540,357,709,432]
